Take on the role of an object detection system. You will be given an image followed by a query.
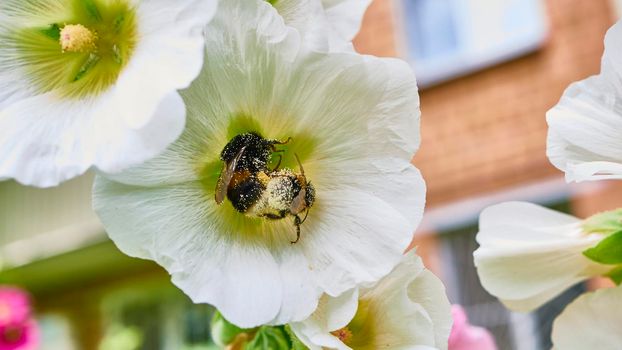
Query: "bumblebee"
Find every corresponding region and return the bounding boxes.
[215,132,315,243]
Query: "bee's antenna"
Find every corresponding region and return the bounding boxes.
[294,153,305,176]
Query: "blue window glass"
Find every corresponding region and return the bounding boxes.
[401,0,548,87]
[403,0,458,60]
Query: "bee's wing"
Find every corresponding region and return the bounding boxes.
[290,187,306,214]
[215,146,246,204]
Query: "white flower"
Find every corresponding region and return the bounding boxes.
[474,202,611,312]
[271,0,372,51]
[321,0,372,42]
[546,20,622,182]
[0,0,216,187]
[290,251,452,350]
[93,0,425,328]
[552,286,622,350]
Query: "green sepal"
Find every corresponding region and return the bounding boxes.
[210,311,252,347]
[606,265,622,285]
[583,230,622,264]
[284,325,308,350]
[40,24,61,41]
[244,326,289,350]
[582,209,622,235]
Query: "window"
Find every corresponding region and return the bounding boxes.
[400,0,548,87]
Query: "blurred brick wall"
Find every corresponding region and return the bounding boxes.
[354,0,616,207]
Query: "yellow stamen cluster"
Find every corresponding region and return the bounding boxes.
[59,24,97,53]
[331,327,353,344]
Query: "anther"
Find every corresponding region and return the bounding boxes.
[60,24,97,53]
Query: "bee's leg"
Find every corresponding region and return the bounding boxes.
[275,137,293,145]
[270,137,293,152]
[300,208,310,224]
[291,215,302,244]
[272,154,283,171]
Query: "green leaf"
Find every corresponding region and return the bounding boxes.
[244,326,289,350]
[210,311,251,347]
[284,325,308,350]
[582,208,622,235]
[583,230,622,264]
[606,265,622,285]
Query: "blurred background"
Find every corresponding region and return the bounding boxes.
[2,0,622,349]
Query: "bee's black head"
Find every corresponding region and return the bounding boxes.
[220,132,274,173]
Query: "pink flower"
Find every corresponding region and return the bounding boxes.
[0,288,31,326]
[0,287,39,350]
[0,320,39,350]
[449,305,497,350]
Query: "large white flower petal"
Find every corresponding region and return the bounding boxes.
[474,202,609,312]
[269,247,323,325]
[0,0,215,187]
[303,189,412,297]
[115,0,215,129]
[408,270,453,348]
[552,286,622,350]
[600,19,622,90]
[364,252,451,350]
[273,0,330,52]
[93,177,283,328]
[546,21,622,182]
[0,89,186,187]
[321,0,372,41]
[289,289,359,350]
[348,159,425,228]
[271,0,372,52]
[292,252,452,350]
[546,76,622,182]
[89,91,188,175]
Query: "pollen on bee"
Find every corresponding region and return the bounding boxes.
[266,175,295,211]
[59,24,97,53]
[257,172,271,186]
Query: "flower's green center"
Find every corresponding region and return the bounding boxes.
[340,299,376,349]
[197,114,319,244]
[11,0,138,98]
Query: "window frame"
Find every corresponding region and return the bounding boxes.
[394,0,549,88]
